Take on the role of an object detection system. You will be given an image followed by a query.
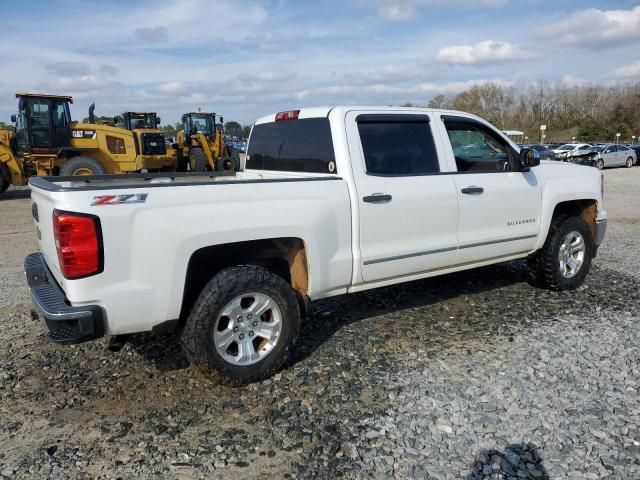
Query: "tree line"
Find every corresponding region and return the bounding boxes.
[404,80,640,144]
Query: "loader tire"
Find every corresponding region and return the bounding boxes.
[60,156,107,176]
[0,163,10,193]
[217,150,240,172]
[181,265,300,386]
[176,151,188,172]
[189,148,208,172]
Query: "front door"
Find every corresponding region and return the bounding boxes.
[346,111,459,283]
[439,116,541,264]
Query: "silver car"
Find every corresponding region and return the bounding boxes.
[590,144,637,169]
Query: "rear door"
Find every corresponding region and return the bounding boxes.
[346,111,459,283]
[438,115,541,264]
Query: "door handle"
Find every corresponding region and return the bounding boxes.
[461,186,484,195]
[363,194,392,203]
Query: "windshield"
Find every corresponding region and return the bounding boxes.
[128,113,157,129]
[189,114,214,134]
[556,144,574,151]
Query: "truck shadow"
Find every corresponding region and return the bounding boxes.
[289,260,530,366]
[127,260,530,373]
[465,442,549,479]
[0,188,30,201]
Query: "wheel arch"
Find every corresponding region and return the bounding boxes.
[537,199,598,251]
[179,237,310,324]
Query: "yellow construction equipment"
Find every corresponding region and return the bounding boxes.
[0,93,176,192]
[175,111,239,172]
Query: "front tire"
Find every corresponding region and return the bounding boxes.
[181,266,300,386]
[626,157,634,168]
[0,163,10,193]
[60,156,107,176]
[596,159,604,170]
[528,215,593,291]
[188,147,208,172]
[217,150,240,172]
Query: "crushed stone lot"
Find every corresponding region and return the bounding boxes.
[0,168,639,480]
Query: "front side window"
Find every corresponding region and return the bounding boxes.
[357,115,439,175]
[444,120,512,172]
[53,102,70,128]
[246,118,336,173]
[29,101,50,128]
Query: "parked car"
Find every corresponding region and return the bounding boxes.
[552,143,592,160]
[25,106,607,385]
[589,144,637,169]
[525,144,555,160]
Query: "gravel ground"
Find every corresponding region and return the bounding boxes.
[0,168,639,479]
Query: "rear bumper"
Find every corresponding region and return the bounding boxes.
[24,253,104,344]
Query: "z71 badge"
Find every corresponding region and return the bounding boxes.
[91,193,148,206]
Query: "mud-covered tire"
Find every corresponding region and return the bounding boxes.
[189,147,207,172]
[527,215,594,291]
[216,150,240,172]
[181,265,300,386]
[60,156,107,176]
[0,163,10,193]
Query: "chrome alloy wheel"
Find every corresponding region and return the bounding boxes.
[558,231,586,279]
[213,292,282,366]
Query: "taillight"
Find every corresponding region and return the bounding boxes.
[53,210,103,279]
[275,110,300,121]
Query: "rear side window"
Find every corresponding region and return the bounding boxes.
[356,115,439,176]
[246,118,336,173]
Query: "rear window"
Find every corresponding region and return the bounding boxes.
[246,118,336,173]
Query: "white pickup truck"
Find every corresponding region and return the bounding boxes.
[25,106,607,385]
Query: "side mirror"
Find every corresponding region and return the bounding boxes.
[219,116,224,125]
[519,147,540,169]
[156,117,161,125]
[10,114,17,123]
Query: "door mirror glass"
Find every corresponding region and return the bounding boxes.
[519,147,540,169]
[156,117,161,125]
[10,114,17,123]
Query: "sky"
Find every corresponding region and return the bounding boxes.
[1,0,640,126]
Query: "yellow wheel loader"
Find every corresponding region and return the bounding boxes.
[175,112,239,172]
[0,93,176,192]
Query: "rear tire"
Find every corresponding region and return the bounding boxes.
[0,163,10,193]
[217,150,240,172]
[189,147,208,172]
[596,159,604,170]
[527,215,593,291]
[181,265,300,386]
[60,156,106,176]
[626,157,634,168]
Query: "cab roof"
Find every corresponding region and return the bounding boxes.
[16,93,73,103]
[122,111,158,115]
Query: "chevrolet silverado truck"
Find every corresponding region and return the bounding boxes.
[25,107,607,385]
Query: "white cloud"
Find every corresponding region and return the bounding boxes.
[539,6,640,48]
[44,62,91,76]
[436,40,535,65]
[559,74,587,87]
[134,26,169,42]
[362,0,509,21]
[615,60,640,78]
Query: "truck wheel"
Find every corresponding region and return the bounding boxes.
[189,148,207,172]
[60,156,107,176]
[217,150,240,172]
[596,159,604,170]
[181,265,300,386]
[626,157,634,168]
[0,163,10,193]
[527,215,593,291]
